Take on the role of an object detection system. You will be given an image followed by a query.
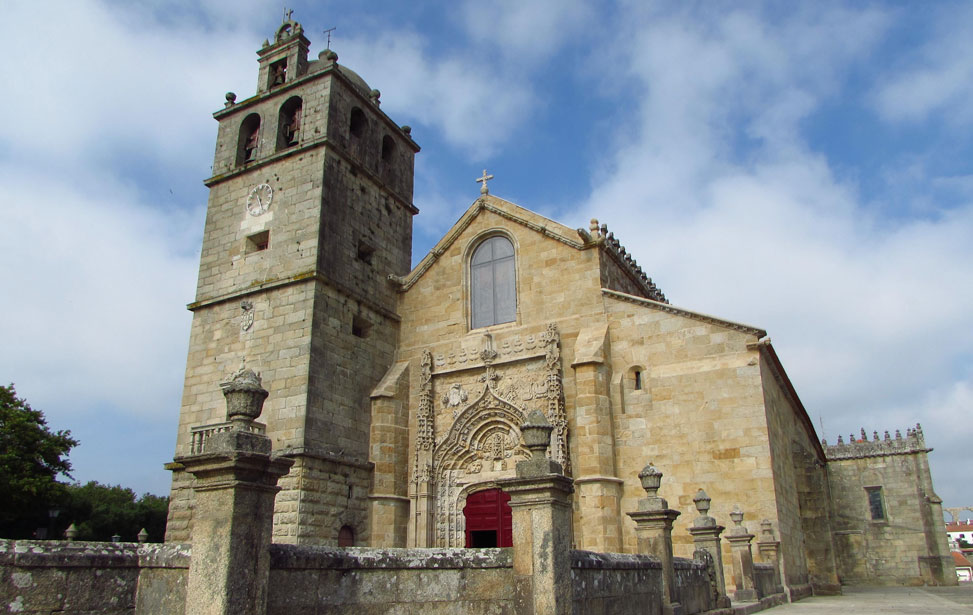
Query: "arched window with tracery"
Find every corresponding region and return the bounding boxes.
[276,96,302,151]
[236,113,261,166]
[471,235,516,329]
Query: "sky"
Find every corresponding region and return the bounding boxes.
[0,1,971,517]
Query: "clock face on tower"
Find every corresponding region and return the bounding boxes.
[247,183,273,216]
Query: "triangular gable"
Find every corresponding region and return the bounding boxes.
[602,288,767,338]
[392,194,586,292]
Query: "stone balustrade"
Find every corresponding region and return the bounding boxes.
[189,420,266,454]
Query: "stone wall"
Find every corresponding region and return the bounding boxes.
[570,550,664,615]
[753,562,777,598]
[266,545,515,614]
[671,557,717,614]
[825,427,956,586]
[0,540,188,615]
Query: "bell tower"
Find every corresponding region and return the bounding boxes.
[165,15,419,546]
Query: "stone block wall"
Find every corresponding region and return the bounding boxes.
[266,545,515,614]
[825,428,956,586]
[570,550,664,615]
[671,557,717,614]
[0,540,188,615]
[753,562,777,598]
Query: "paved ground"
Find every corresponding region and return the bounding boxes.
[764,585,973,614]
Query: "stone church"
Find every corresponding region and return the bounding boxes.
[164,16,955,591]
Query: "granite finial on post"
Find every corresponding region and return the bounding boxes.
[497,410,574,615]
[725,505,758,602]
[220,366,269,430]
[757,519,783,594]
[178,371,293,615]
[688,489,730,607]
[516,409,562,477]
[627,463,683,615]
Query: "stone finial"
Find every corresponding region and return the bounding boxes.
[225,92,237,108]
[590,218,600,236]
[220,366,269,429]
[730,505,744,528]
[137,528,149,543]
[760,519,774,539]
[860,428,867,442]
[522,410,553,457]
[895,429,902,439]
[369,88,381,106]
[636,463,668,511]
[64,523,78,541]
[111,534,121,543]
[693,488,711,515]
[401,125,412,135]
[515,410,562,477]
[692,488,717,528]
[884,430,891,441]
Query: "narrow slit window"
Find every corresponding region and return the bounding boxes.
[634,370,642,390]
[866,486,886,521]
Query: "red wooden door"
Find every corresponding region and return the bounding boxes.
[463,488,513,548]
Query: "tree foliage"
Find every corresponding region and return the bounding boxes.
[0,384,77,531]
[63,482,169,542]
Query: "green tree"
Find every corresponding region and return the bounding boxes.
[64,482,169,542]
[0,384,77,537]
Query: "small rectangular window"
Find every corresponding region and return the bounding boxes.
[634,370,642,390]
[246,230,269,254]
[866,487,886,521]
[357,240,375,264]
[352,315,369,338]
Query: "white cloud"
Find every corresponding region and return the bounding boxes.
[872,6,973,125]
[0,163,201,421]
[334,32,533,155]
[459,0,593,67]
[576,4,973,505]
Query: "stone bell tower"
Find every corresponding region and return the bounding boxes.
[165,14,419,546]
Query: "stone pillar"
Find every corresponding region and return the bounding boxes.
[725,505,758,602]
[499,410,575,615]
[757,519,783,594]
[177,368,294,615]
[571,324,622,553]
[367,361,410,547]
[687,489,730,608]
[627,463,682,615]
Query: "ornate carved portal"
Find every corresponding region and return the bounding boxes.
[411,323,569,547]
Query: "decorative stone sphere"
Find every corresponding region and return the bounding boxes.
[225,92,237,104]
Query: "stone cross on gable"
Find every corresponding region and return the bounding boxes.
[476,169,494,195]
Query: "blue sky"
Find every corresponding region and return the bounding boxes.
[1,1,971,517]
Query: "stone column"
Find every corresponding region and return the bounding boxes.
[571,324,622,553]
[178,368,294,615]
[687,489,730,608]
[499,410,575,615]
[757,519,783,594]
[725,505,758,602]
[627,463,682,615]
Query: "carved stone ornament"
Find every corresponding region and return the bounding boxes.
[240,300,254,332]
[416,350,434,450]
[442,383,468,411]
[220,366,268,428]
